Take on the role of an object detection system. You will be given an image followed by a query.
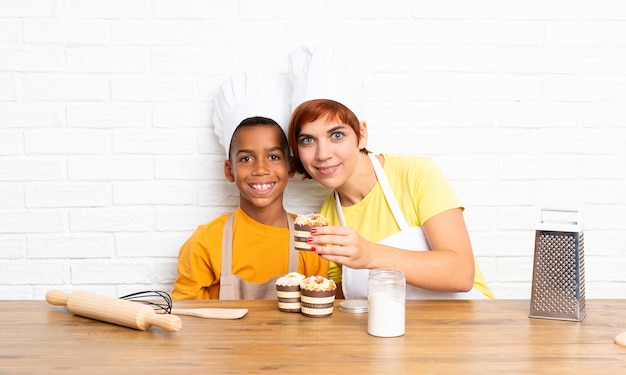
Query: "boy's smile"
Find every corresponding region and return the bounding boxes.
[249,182,276,193]
[224,125,292,219]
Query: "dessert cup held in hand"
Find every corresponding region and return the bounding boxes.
[294,213,328,251]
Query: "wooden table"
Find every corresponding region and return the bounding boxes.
[1,299,625,374]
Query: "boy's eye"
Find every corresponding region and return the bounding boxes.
[240,156,253,163]
[269,154,281,161]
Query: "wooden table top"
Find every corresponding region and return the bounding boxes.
[2,298,626,374]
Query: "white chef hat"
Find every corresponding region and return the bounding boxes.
[213,72,293,158]
[289,41,368,121]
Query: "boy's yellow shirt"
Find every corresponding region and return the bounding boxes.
[172,206,329,300]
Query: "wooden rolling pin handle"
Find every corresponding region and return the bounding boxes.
[142,312,182,333]
[45,289,182,333]
[46,289,69,306]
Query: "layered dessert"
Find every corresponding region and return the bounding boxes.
[299,276,337,318]
[275,272,306,313]
[294,213,328,251]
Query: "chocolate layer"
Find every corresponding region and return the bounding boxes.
[294,224,313,232]
[276,285,300,292]
[294,224,313,251]
[300,289,336,298]
[276,285,301,313]
[299,289,336,317]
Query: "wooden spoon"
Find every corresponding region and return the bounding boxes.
[169,308,248,320]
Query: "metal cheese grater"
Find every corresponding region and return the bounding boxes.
[529,207,586,322]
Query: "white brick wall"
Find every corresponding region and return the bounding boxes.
[1,0,625,300]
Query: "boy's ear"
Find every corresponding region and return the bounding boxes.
[224,160,235,183]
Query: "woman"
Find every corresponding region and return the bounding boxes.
[287,43,493,299]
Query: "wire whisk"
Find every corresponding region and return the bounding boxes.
[119,290,172,314]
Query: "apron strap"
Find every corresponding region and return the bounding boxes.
[221,214,235,278]
[368,153,410,230]
[335,154,410,231]
[219,214,238,299]
[287,215,298,273]
[220,211,296,300]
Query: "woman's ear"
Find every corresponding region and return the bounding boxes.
[223,160,235,183]
[358,121,368,149]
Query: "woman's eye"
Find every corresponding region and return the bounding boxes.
[299,136,313,145]
[331,132,344,141]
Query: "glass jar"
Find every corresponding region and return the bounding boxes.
[367,269,406,337]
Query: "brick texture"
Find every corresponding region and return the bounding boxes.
[1,1,625,300]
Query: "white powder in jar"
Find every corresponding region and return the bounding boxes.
[367,269,405,337]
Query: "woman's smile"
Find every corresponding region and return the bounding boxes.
[314,164,339,176]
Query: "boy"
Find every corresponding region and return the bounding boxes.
[172,74,328,300]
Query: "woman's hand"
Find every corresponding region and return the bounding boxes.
[308,225,376,269]
[308,208,476,292]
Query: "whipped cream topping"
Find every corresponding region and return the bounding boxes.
[276,272,306,286]
[294,213,328,226]
[300,276,336,291]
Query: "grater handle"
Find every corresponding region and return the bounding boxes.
[540,208,579,222]
[540,207,579,215]
[537,207,582,231]
[540,206,578,213]
[538,195,581,223]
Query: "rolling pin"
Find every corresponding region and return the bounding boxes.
[46,289,182,332]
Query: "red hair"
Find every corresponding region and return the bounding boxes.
[288,99,368,179]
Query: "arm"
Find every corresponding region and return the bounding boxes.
[310,208,475,292]
[171,230,216,300]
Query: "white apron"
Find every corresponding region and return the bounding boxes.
[339,154,487,300]
[219,214,298,300]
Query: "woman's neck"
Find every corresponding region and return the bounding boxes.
[335,153,381,207]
